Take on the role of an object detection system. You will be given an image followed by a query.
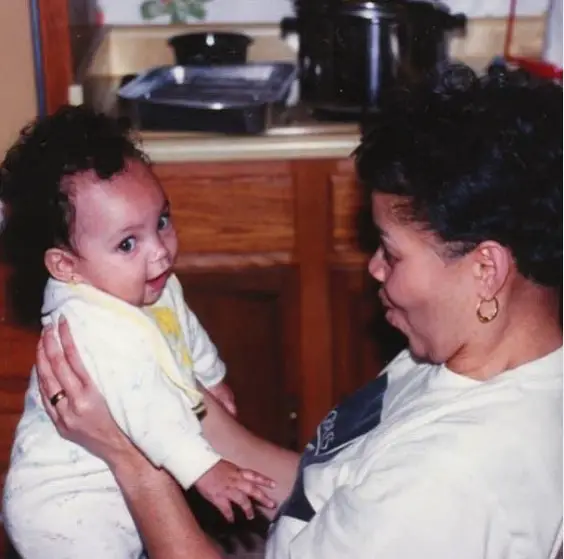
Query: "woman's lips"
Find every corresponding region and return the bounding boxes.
[379,291,392,310]
[380,294,398,327]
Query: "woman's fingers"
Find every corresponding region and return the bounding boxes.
[36,340,70,435]
[37,343,61,420]
[58,318,90,389]
[40,319,82,398]
[36,336,60,399]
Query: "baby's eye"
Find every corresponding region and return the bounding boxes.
[158,213,171,231]
[118,236,136,253]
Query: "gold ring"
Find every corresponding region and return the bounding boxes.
[49,389,67,407]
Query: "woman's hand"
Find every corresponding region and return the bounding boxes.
[36,318,131,468]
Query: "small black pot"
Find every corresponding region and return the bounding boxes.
[168,32,253,66]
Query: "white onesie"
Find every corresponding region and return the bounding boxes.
[3,274,226,559]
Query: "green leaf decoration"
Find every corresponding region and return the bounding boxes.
[187,2,207,20]
[164,3,182,23]
[172,0,192,21]
[140,0,209,23]
[140,0,165,20]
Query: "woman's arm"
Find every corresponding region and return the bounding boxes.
[37,321,222,559]
[200,390,299,519]
[110,446,222,559]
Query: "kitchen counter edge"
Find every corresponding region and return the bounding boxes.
[140,132,362,162]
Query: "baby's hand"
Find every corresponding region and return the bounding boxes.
[208,381,237,416]
[195,459,276,522]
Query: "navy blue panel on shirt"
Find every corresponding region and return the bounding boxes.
[275,373,388,523]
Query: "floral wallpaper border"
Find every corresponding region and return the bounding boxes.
[96,0,549,26]
[140,0,212,23]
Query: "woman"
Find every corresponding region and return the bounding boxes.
[29,62,563,559]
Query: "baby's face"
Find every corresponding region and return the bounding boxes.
[68,159,178,306]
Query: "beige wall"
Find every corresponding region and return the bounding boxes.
[0,2,37,155]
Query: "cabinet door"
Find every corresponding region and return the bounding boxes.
[176,266,300,450]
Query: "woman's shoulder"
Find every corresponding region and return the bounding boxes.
[506,346,563,389]
[363,348,562,485]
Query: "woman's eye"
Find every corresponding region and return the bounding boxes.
[118,236,136,253]
[382,245,398,265]
[158,213,171,231]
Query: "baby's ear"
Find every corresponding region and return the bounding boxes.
[44,248,80,283]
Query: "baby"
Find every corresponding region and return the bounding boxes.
[0,106,274,558]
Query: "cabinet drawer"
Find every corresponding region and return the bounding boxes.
[154,162,295,254]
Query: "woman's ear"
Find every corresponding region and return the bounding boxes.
[44,248,81,283]
[471,241,512,298]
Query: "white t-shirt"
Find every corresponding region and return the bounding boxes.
[267,348,563,559]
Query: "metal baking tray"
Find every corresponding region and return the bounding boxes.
[117,63,297,135]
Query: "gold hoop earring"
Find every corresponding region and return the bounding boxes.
[476,297,499,324]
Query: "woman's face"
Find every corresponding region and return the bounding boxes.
[368,193,477,364]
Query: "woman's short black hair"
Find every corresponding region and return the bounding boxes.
[0,104,148,327]
[355,62,562,288]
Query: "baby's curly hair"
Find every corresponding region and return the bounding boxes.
[0,105,148,327]
[356,62,563,288]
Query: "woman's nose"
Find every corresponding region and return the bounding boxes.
[368,247,387,283]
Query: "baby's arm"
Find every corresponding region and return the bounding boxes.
[170,276,236,415]
[170,275,226,389]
